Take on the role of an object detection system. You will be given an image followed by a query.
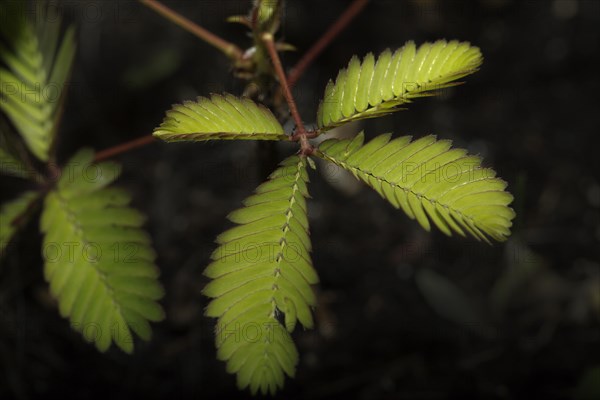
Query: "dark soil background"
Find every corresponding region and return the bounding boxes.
[1,0,599,399]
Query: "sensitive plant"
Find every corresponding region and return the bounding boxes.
[0,0,514,395]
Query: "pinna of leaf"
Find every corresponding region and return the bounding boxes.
[38,149,165,354]
[152,39,515,395]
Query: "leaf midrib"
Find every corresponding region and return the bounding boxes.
[55,190,125,317]
[321,153,482,234]
[272,159,306,318]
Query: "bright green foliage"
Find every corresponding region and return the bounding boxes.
[153,94,288,142]
[40,149,164,353]
[317,40,482,130]
[203,156,318,395]
[0,0,514,393]
[150,38,514,395]
[1,191,39,256]
[317,132,514,242]
[0,2,76,161]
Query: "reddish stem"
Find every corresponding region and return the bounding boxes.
[139,0,244,61]
[287,0,370,88]
[262,34,305,133]
[94,135,156,162]
[262,33,314,155]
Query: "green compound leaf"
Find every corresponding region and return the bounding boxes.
[317,132,515,242]
[153,93,288,142]
[40,149,164,353]
[0,2,76,161]
[1,191,40,258]
[317,40,482,130]
[203,155,318,396]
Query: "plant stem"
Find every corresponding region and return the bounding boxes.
[138,0,244,61]
[8,191,45,234]
[262,33,313,155]
[94,135,156,162]
[287,0,370,88]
